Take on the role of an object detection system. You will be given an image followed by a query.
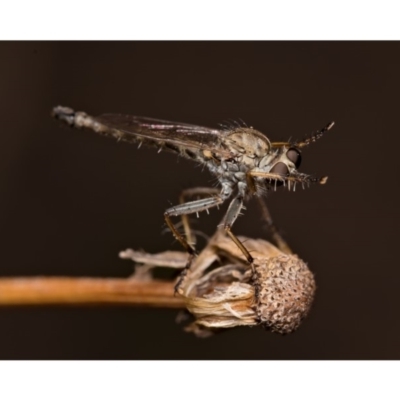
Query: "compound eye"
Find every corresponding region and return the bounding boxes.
[286,148,302,169]
[268,162,288,186]
[270,162,289,177]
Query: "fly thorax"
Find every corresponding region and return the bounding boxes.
[238,154,260,168]
[224,128,271,160]
[221,159,243,180]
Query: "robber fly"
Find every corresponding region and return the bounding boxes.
[52,106,334,269]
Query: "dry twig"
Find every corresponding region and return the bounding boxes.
[0,277,184,308]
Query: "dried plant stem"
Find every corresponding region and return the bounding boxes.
[0,277,185,308]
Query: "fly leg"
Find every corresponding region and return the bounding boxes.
[165,196,225,255]
[164,194,226,293]
[222,183,254,265]
[178,187,220,246]
[245,172,291,253]
[248,169,312,254]
[256,197,292,254]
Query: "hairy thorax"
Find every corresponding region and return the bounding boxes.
[203,128,275,192]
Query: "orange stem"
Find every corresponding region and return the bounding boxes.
[0,277,185,308]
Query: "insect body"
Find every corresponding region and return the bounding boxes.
[52,106,334,270]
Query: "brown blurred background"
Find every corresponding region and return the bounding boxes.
[0,42,398,359]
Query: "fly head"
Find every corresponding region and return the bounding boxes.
[254,121,335,190]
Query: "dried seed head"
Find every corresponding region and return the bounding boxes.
[121,231,316,337]
[178,234,316,336]
[253,254,316,334]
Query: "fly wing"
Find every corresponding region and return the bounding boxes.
[94,114,233,158]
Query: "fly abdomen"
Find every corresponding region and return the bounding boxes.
[52,106,84,127]
[52,106,117,137]
[52,106,241,165]
[52,106,163,149]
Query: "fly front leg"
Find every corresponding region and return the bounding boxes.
[256,196,292,254]
[178,187,220,246]
[246,172,291,253]
[248,170,302,254]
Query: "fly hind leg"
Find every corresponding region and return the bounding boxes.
[164,194,224,255]
[178,187,220,247]
[164,194,225,293]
